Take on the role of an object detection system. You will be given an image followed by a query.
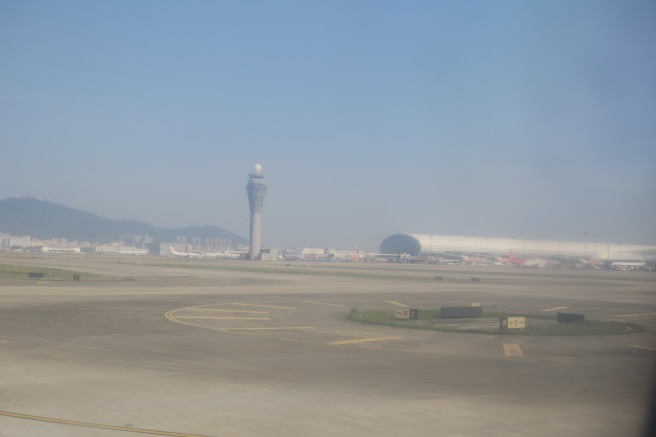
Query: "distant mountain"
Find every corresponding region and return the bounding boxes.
[0,197,248,245]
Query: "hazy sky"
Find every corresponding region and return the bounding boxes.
[1,0,655,249]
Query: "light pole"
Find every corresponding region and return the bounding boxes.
[617,243,621,262]
[592,233,597,261]
[583,232,588,258]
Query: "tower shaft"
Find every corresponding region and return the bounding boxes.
[246,166,266,260]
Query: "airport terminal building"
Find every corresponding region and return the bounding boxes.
[379,234,656,263]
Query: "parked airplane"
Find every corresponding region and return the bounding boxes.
[169,247,201,258]
[461,255,483,265]
[202,250,246,259]
[507,250,548,268]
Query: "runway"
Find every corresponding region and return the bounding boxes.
[0,255,654,436]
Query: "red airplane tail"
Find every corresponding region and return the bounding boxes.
[508,250,525,265]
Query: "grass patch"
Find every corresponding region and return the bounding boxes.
[519,320,644,335]
[0,264,89,281]
[347,308,645,336]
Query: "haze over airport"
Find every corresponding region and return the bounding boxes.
[1,0,655,249]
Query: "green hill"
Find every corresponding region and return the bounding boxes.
[0,198,247,245]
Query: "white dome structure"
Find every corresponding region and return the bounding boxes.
[379,234,656,262]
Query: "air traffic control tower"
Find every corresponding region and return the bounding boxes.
[246,164,267,260]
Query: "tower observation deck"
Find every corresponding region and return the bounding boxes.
[246,164,267,260]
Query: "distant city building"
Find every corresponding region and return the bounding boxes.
[0,235,31,248]
[92,245,149,255]
[295,248,323,260]
[260,248,280,261]
[120,234,154,245]
[93,245,117,254]
[280,248,367,262]
[246,164,267,260]
[39,246,81,254]
[301,248,326,256]
[328,249,366,261]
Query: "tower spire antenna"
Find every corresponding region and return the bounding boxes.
[246,164,267,260]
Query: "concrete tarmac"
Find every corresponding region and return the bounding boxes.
[0,255,654,436]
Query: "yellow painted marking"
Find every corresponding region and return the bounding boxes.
[0,409,213,436]
[328,336,401,345]
[234,303,296,310]
[386,301,408,307]
[224,327,315,331]
[540,306,569,312]
[175,316,270,321]
[617,312,656,317]
[628,344,656,352]
[471,302,481,307]
[183,308,269,314]
[165,310,227,328]
[503,343,523,357]
[179,304,222,310]
[166,306,311,334]
[303,300,347,308]
[36,281,49,284]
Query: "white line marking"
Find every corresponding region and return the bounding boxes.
[386,301,408,307]
[540,306,569,312]
[628,344,656,352]
[617,312,656,317]
[303,300,347,308]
